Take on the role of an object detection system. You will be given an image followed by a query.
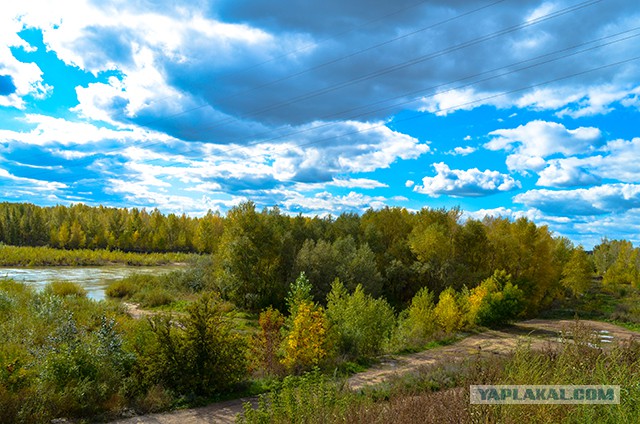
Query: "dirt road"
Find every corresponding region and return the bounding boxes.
[111,319,640,424]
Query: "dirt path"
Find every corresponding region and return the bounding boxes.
[111,398,258,424]
[122,302,156,320]
[347,319,640,390]
[110,319,640,424]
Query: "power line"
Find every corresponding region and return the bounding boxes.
[124,0,473,129]
[147,54,640,204]
[12,27,638,185]
[100,0,436,124]
[6,0,509,167]
[278,55,640,160]
[78,0,602,161]
[5,0,629,186]
[212,27,640,153]
[173,0,602,139]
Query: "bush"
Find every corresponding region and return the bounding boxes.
[252,307,285,376]
[137,288,174,308]
[469,270,525,327]
[394,287,438,350]
[326,280,396,360]
[44,281,87,298]
[140,293,248,396]
[238,369,362,424]
[105,278,141,299]
[0,282,135,423]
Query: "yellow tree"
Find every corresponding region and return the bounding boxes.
[281,301,330,372]
[434,287,462,334]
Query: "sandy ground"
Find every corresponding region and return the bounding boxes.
[110,319,640,424]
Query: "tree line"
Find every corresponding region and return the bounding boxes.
[4,201,640,313]
[0,202,221,253]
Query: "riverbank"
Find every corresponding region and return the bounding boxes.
[0,265,181,300]
[0,244,198,266]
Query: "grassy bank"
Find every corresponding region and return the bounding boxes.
[0,244,197,266]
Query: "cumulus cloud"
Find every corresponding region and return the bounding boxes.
[0,167,67,191]
[294,178,388,191]
[536,157,601,187]
[486,120,602,158]
[279,190,389,215]
[507,136,640,187]
[485,120,604,179]
[449,146,476,156]
[5,0,638,132]
[0,114,176,147]
[413,162,521,197]
[514,184,640,216]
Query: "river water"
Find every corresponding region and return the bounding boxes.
[0,266,177,301]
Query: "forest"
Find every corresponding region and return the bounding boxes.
[1,201,640,422]
[2,200,636,311]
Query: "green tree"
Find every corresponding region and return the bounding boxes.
[325,280,395,359]
[602,241,639,287]
[216,202,287,310]
[394,287,437,349]
[145,293,247,396]
[561,247,594,296]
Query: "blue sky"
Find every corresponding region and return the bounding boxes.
[1,0,639,248]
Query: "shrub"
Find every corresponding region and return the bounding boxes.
[141,293,248,396]
[470,270,525,327]
[326,280,396,360]
[253,307,285,376]
[137,288,174,308]
[44,281,87,298]
[394,287,438,350]
[238,369,361,424]
[105,279,139,299]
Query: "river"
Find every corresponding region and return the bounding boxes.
[0,266,177,301]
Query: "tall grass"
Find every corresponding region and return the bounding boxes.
[105,258,217,308]
[0,244,196,266]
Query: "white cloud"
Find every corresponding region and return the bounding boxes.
[106,177,246,214]
[514,184,640,216]
[0,167,67,191]
[535,157,601,187]
[486,120,602,158]
[268,120,430,179]
[555,85,640,118]
[405,180,415,188]
[450,146,476,156]
[0,4,51,108]
[513,137,640,187]
[294,177,388,191]
[413,162,521,197]
[280,190,389,214]
[0,114,172,146]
